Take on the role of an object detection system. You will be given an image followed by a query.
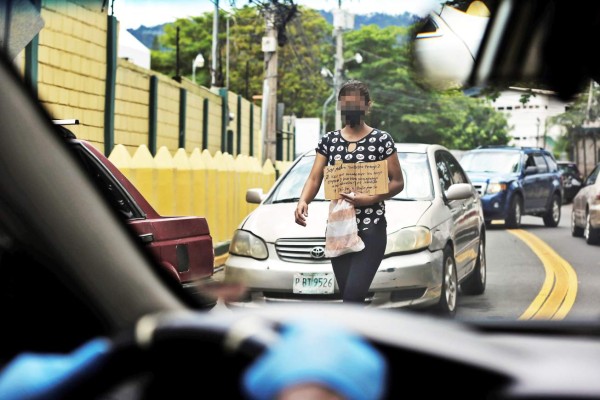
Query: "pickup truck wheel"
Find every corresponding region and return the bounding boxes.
[584,211,600,245]
[543,193,561,227]
[505,194,522,229]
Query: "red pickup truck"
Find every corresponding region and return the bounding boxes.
[57,123,217,308]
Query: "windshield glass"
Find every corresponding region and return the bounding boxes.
[460,152,522,173]
[393,152,433,200]
[269,155,326,203]
[5,0,600,326]
[269,152,433,203]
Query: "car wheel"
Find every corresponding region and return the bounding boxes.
[543,193,561,227]
[432,246,458,317]
[584,210,600,245]
[571,210,584,237]
[461,235,486,295]
[505,194,522,229]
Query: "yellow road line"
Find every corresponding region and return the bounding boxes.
[508,229,578,320]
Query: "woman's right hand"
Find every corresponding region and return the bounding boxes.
[295,201,309,227]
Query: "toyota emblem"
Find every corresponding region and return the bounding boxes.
[310,246,325,259]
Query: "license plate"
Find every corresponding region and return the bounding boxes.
[292,273,335,294]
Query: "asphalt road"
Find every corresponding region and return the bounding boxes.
[212,203,600,321]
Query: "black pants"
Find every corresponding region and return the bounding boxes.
[331,221,387,304]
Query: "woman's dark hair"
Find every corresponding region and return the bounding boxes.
[337,80,371,104]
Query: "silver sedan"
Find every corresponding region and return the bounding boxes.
[571,162,600,245]
[224,143,486,317]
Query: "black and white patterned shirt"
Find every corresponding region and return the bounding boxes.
[316,129,396,230]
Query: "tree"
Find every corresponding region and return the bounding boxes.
[150,12,220,85]
[150,5,333,118]
[341,23,510,149]
[151,6,509,148]
[548,82,600,159]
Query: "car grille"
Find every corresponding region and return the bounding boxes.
[473,183,487,196]
[275,238,330,263]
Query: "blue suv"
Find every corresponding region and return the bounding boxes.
[459,146,562,228]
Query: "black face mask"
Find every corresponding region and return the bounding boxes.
[341,110,365,127]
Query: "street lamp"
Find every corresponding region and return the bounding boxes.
[192,53,205,84]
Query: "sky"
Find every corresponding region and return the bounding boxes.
[114,0,441,30]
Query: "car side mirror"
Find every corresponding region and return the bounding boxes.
[445,183,473,201]
[524,166,538,175]
[246,188,266,204]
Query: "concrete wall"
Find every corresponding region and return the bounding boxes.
[30,0,262,159]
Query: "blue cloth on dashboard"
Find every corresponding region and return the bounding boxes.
[0,337,111,400]
[243,319,388,400]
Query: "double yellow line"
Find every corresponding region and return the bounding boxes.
[508,229,578,320]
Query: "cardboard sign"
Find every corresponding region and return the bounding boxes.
[324,160,389,200]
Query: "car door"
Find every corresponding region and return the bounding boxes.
[435,151,470,272]
[441,151,479,279]
[522,153,543,211]
[533,153,552,211]
[575,165,600,226]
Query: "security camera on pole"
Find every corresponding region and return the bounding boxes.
[333,5,355,130]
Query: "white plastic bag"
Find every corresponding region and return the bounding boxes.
[325,196,365,258]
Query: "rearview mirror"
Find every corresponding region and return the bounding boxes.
[413,0,600,100]
[413,1,490,91]
[246,188,265,204]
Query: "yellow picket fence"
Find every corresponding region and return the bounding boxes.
[108,145,290,259]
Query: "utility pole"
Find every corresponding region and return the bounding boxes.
[332,2,354,130]
[583,79,595,176]
[334,0,343,130]
[175,26,180,80]
[262,6,278,163]
[586,79,594,122]
[211,0,219,89]
[226,14,230,89]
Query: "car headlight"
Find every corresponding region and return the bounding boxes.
[229,230,268,260]
[384,226,432,255]
[486,182,506,194]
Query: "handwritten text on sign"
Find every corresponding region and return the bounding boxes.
[323,160,389,200]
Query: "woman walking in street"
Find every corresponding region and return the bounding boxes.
[294,80,404,304]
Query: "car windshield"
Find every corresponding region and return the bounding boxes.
[558,164,578,175]
[269,152,433,203]
[4,0,600,331]
[460,151,522,174]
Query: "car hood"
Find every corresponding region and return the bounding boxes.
[240,200,433,242]
[465,171,518,183]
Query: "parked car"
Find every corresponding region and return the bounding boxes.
[56,122,218,308]
[224,143,486,317]
[558,160,584,203]
[459,146,563,228]
[571,162,600,244]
